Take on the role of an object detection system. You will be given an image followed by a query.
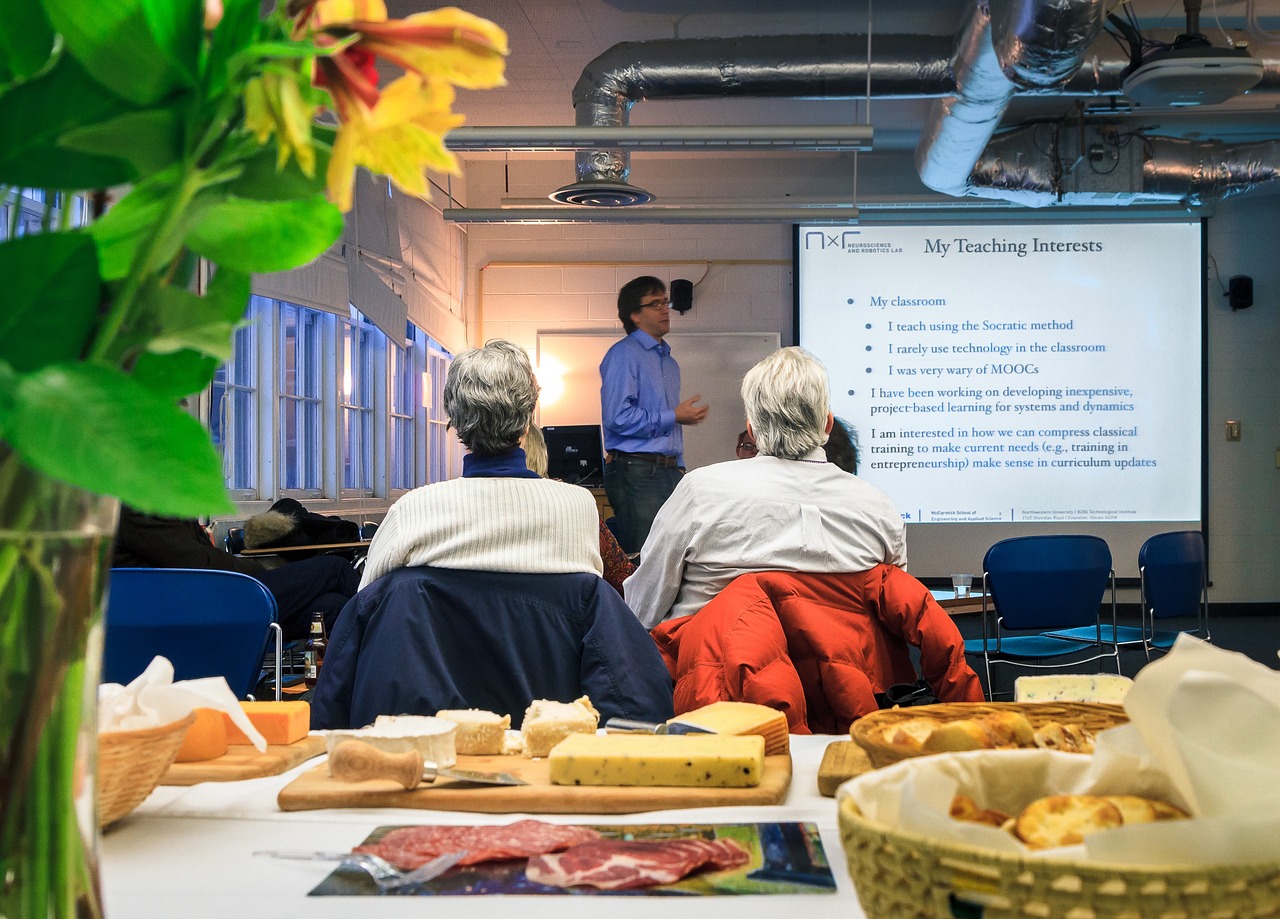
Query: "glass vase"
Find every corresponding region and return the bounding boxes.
[0,446,118,919]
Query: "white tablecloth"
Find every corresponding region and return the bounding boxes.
[100,734,866,918]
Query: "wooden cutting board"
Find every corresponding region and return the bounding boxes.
[277,752,792,814]
[162,735,326,785]
[816,741,872,797]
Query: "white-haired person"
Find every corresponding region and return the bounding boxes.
[314,339,674,730]
[624,346,907,628]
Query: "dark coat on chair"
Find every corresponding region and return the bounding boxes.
[650,565,984,734]
[310,566,675,730]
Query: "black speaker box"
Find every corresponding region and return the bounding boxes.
[670,278,693,313]
[1227,275,1253,311]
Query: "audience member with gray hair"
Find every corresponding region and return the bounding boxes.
[360,339,602,588]
[625,346,906,627]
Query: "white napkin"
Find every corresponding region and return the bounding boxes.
[98,656,266,752]
[840,638,1280,866]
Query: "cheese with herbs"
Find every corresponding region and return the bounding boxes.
[548,733,765,787]
[1014,674,1133,703]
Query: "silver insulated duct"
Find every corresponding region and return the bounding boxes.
[560,1,1280,208]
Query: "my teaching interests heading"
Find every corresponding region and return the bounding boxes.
[924,237,1104,257]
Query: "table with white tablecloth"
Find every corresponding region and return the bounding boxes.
[100,734,867,919]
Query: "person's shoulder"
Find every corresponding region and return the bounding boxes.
[601,333,639,361]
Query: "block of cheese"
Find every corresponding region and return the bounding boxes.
[222,701,309,746]
[174,707,229,762]
[673,701,790,756]
[522,696,598,758]
[325,715,457,767]
[1014,674,1133,703]
[434,709,510,755]
[548,733,765,787]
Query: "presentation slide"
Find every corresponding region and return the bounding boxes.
[796,221,1204,579]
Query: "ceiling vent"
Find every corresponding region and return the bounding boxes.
[549,180,653,207]
[1122,44,1264,106]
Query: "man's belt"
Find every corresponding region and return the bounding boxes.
[610,451,678,468]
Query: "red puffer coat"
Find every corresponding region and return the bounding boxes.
[650,565,984,734]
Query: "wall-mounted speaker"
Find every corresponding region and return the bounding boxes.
[1227,275,1254,311]
[670,278,693,314]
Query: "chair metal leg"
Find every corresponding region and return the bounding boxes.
[269,622,283,702]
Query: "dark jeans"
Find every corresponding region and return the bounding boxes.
[603,455,682,556]
[257,555,361,640]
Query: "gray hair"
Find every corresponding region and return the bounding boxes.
[444,339,539,456]
[523,424,549,477]
[741,347,830,460]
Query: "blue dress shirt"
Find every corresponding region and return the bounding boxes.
[599,330,683,466]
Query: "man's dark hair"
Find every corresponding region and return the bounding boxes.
[617,276,666,334]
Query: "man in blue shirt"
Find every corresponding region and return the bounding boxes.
[599,276,708,555]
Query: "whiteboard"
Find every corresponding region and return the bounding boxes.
[535,331,781,472]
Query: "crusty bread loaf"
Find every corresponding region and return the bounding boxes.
[434,709,510,755]
[521,696,598,758]
[1032,721,1094,754]
[1015,794,1124,849]
[949,794,1013,830]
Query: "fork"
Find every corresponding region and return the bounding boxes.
[254,849,466,893]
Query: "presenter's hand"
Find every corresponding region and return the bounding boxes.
[676,395,709,426]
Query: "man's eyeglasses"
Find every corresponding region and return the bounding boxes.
[639,297,670,310]
[736,434,758,458]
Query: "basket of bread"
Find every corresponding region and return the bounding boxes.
[836,642,1280,919]
[850,700,1129,768]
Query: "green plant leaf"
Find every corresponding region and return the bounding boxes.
[206,265,251,322]
[3,362,233,515]
[130,349,219,400]
[204,0,264,98]
[0,233,101,373]
[0,52,139,188]
[225,142,328,201]
[0,0,56,84]
[88,168,190,280]
[131,283,235,359]
[58,107,183,177]
[41,0,194,106]
[148,322,238,360]
[184,194,343,273]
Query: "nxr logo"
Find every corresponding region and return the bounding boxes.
[803,230,862,250]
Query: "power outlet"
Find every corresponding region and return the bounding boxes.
[1226,420,1242,442]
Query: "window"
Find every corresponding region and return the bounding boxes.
[208,296,453,509]
[210,311,261,497]
[278,302,324,495]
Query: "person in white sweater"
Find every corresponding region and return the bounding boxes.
[360,340,602,589]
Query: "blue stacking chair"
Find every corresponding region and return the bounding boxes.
[1046,530,1209,661]
[102,568,283,700]
[963,535,1121,697]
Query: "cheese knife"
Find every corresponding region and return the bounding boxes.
[603,718,717,735]
[328,739,527,788]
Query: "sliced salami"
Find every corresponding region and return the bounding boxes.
[356,819,602,869]
[525,837,751,890]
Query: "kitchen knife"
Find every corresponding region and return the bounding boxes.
[603,718,716,735]
[328,739,527,788]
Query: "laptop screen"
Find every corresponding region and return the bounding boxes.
[543,425,605,487]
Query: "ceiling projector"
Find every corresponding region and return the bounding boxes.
[1122,45,1264,106]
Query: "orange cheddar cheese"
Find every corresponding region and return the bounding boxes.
[174,708,229,762]
[221,701,310,746]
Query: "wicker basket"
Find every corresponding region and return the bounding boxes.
[838,793,1280,919]
[98,712,195,827]
[851,702,1129,769]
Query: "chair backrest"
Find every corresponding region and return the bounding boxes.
[102,568,278,698]
[310,567,673,730]
[1139,530,1206,620]
[983,535,1112,631]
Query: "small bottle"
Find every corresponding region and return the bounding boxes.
[304,612,327,689]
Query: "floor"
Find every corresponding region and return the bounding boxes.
[952,611,1280,700]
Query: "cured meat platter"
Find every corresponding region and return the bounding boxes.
[163,736,326,785]
[277,752,793,814]
[308,821,836,897]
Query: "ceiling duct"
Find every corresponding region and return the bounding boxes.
[555,33,954,205]
[969,123,1280,206]
[552,6,1280,210]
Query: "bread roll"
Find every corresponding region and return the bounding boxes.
[1015,794,1124,849]
[435,709,510,755]
[949,794,1013,829]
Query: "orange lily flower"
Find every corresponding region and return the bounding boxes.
[326,74,464,212]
